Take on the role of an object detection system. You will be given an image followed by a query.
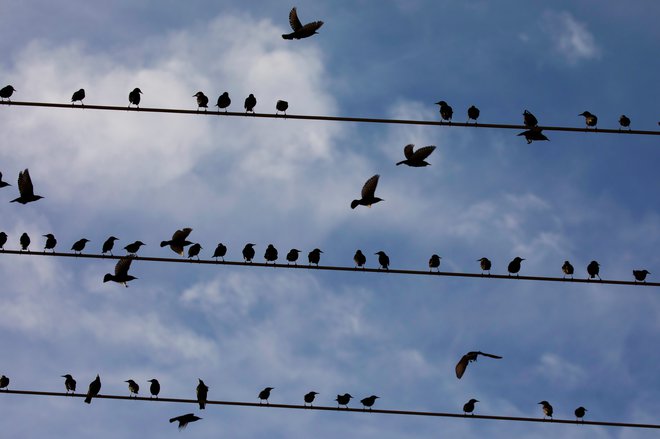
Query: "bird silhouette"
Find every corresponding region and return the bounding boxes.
[282,7,324,40]
[0,85,16,102]
[517,127,549,144]
[216,92,230,112]
[562,261,574,279]
[354,249,366,268]
[169,413,202,430]
[212,243,227,261]
[579,111,598,129]
[523,110,538,127]
[124,240,145,256]
[242,243,256,262]
[71,238,90,254]
[276,100,288,115]
[429,254,441,272]
[84,374,101,403]
[102,236,119,256]
[125,379,139,397]
[463,398,479,415]
[308,248,323,266]
[574,406,587,422]
[188,243,202,260]
[196,379,208,409]
[0,171,10,188]
[103,256,138,287]
[244,94,257,113]
[455,351,503,379]
[71,88,85,105]
[264,244,278,263]
[161,228,193,256]
[43,234,57,253]
[435,101,453,123]
[587,260,601,280]
[148,379,160,398]
[20,232,31,252]
[507,257,524,276]
[375,251,390,270]
[62,374,76,394]
[0,375,9,390]
[351,174,383,209]
[286,249,300,265]
[633,269,650,282]
[396,144,436,167]
[11,169,44,204]
[618,115,631,131]
[128,88,142,108]
[467,105,480,124]
[538,400,553,419]
[361,395,379,410]
[193,92,208,111]
[0,232,6,250]
[258,387,274,404]
[335,393,353,408]
[304,391,319,407]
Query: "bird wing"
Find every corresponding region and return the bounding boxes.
[411,145,436,161]
[403,144,415,159]
[478,351,503,359]
[361,174,380,198]
[172,228,192,242]
[289,7,303,31]
[17,169,35,197]
[115,256,133,277]
[301,20,324,33]
[455,354,470,379]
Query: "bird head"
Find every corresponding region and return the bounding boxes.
[435,101,447,106]
[148,379,157,383]
[469,399,479,403]
[193,92,205,97]
[62,374,72,379]
[134,88,142,94]
[579,111,592,117]
[538,400,549,405]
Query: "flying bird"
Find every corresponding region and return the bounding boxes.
[463,398,479,415]
[507,257,524,276]
[84,374,101,404]
[148,379,161,398]
[71,88,85,105]
[562,260,574,279]
[467,105,480,124]
[71,238,90,254]
[0,171,10,188]
[354,249,366,268]
[335,393,353,408]
[125,379,139,397]
[160,228,193,256]
[282,7,324,40]
[128,88,142,108]
[62,374,76,394]
[20,232,31,252]
[618,115,631,130]
[429,254,441,272]
[188,243,202,260]
[286,249,301,265]
[102,236,119,255]
[242,243,256,262]
[587,260,601,280]
[43,234,57,252]
[435,100,453,123]
[276,100,288,115]
[169,413,202,430]
[0,375,9,390]
[579,111,598,129]
[0,85,16,101]
[11,169,44,204]
[103,256,138,287]
[455,351,503,379]
[574,406,587,422]
[304,391,319,407]
[244,93,257,113]
[633,269,650,282]
[193,92,208,111]
[351,174,383,209]
[396,144,436,167]
[361,395,379,410]
[216,92,231,111]
[212,243,227,261]
[517,127,549,144]
[258,387,274,404]
[375,251,390,270]
[0,232,6,250]
[264,244,278,263]
[196,379,208,410]
[124,240,145,256]
[538,400,553,419]
[523,110,538,127]
[308,248,323,266]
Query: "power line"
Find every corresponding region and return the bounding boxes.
[0,250,656,287]
[2,101,659,135]
[1,388,658,430]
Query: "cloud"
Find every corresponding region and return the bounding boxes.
[542,11,601,64]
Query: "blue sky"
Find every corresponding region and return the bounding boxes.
[0,1,659,438]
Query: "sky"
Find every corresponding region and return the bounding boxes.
[0,0,659,438]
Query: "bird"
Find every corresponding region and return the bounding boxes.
[304,391,319,407]
[125,379,139,397]
[212,243,227,261]
[467,105,480,124]
[619,115,631,131]
[264,244,278,263]
[538,400,553,419]
[244,93,257,113]
[286,249,301,265]
[188,243,202,260]
[71,238,90,254]
[633,269,650,282]
[103,256,138,287]
[242,243,256,262]
[354,249,366,268]
[562,261,574,279]
[587,260,601,280]
[282,7,324,40]
[308,248,323,266]
[0,85,16,101]
[523,110,538,127]
[574,406,587,422]
[41,233,57,253]
[102,236,119,256]
[361,395,379,410]
[11,169,44,204]
[517,127,549,144]
[128,88,142,108]
[579,111,598,129]
[507,257,524,276]
[455,351,503,379]
[62,374,76,394]
[84,374,101,403]
[160,227,193,256]
[148,379,160,398]
[169,413,202,430]
[123,240,145,256]
[396,144,436,167]
[196,379,208,410]
[20,232,31,252]
[193,92,208,111]
[0,171,10,188]
[276,100,288,115]
[0,232,6,250]
[429,254,441,272]
[463,398,479,415]
[258,387,274,404]
[375,251,390,270]
[216,92,231,111]
[435,100,453,123]
[335,393,353,408]
[71,88,85,105]
[0,375,9,390]
[351,174,383,209]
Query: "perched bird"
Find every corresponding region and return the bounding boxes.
[354,249,366,268]
[0,232,6,250]
[517,127,549,144]
[507,257,525,276]
[351,174,383,209]
[102,236,119,256]
[396,144,436,167]
[264,244,278,263]
[169,413,202,430]
[538,400,553,419]
[0,375,9,390]
[258,387,274,404]
[71,88,85,105]
[618,115,631,131]
[0,171,10,188]
[244,93,257,113]
[276,100,288,115]
[160,228,193,256]
[375,251,390,270]
[128,87,142,108]
[188,243,202,260]
[562,261,574,279]
[193,92,208,111]
[43,234,57,253]
[216,92,231,111]
[304,391,319,407]
[124,240,145,256]
[125,379,139,397]
[196,379,208,410]
[361,395,379,410]
[242,243,256,262]
[148,379,161,398]
[429,254,441,272]
[463,398,479,415]
[212,243,227,261]
[62,374,76,394]
[103,256,138,287]
[633,269,650,282]
[282,7,324,40]
[467,105,480,124]
[455,351,503,379]
[20,232,31,252]
[523,110,538,127]
[587,260,601,280]
[335,393,353,408]
[435,100,453,123]
[11,169,44,204]
[575,406,587,422]
[308,248,323,266]
[71,238,90,254]
[579,111,598,129]
[84,374,101,404]
[286,249,301,265]
[0,85,16,101]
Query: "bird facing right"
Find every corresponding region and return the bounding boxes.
[128,87,142,108]
[71,88,85,105]
[11,168,44,204]
[286,249,301,265]
[160,227,193,256]
[574,406,587,422]
[463,398,479,415]
[0,85,16,101]
[360,395,379,410]
[84,374,101,403]
[523,109,538,127]
[282,7,324,40]
[304,391,319,407]
[351,174,383,209]
[396,144,436,167]
[102,236,119,256]
[0,375,9,390]
[103,256,138,287]
[335,393,353,408]
[633,269,650,282]
[258,387,274,404]
[308,248,323,266]
[507,257,525,276]
[212,243,227,261]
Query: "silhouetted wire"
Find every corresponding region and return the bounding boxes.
[1,101,659,135]
[1,250,657,288]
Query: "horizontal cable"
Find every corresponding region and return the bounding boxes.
[0,250,656,288]
[1,101,659,135]
[1,389,658,429]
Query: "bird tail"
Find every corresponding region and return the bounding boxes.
[84,396,92,404]
[350,200,359,209]
[199,402,206,410]
[395,161,404,166]
[160,241,169,248]
[169,417,177,423]
[282,33,294,40]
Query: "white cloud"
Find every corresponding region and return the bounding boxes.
[542,11,601,64]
